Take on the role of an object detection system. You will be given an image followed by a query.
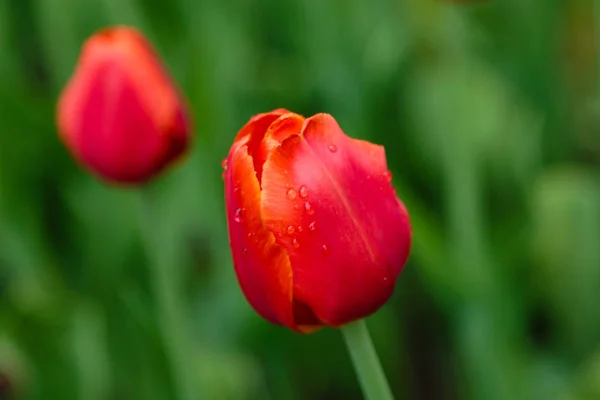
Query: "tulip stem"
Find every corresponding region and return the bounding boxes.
[341,319,394,400]
[138,189,196,400]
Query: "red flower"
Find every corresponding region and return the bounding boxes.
[57,26,190,184]
[224,109,411,333]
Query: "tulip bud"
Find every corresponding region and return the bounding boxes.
[57,26,190,184]
[223,110,411,333]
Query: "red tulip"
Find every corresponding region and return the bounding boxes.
[223,109,411,333]
[57,26,190,184]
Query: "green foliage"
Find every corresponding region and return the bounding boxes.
[1,0,599,399]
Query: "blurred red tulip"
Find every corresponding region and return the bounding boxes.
[57,26,190,184]
[224,109,411,333]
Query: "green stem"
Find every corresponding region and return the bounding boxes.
[138,189,195,400]
[341,319,394,400]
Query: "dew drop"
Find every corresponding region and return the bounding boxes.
[242,248,248,256]
[286,188,297,200]
[247,232,254,238]
[328,144,338,153]
[294,204,300,210]
[276,232,284,238]
[308,221,316,231]
[297,225,303,233]
[221,161,229,179]
[383,170,392,182]
[299,185,308,198]
[287,225,295,235]
[366,175,371,180]
[321,244,328,255]
[383,276,388,281]
[305,202,315,215]
[234,187,239,193]
[292,238,300,248]
[234,208,244,223]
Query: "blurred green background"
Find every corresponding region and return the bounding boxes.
[1,0,600,399]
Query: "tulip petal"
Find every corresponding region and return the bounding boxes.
[233,109,289,180]
[238,111,304,183]
[261,114,411,326]
[87,27,185,140]
[234,109,290,142]
[256,113,305,180]
[224,139,296,329]
[69,60,165,182]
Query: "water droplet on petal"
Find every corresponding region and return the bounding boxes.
[328,144,337,153]
[276,232,283,238]
[305,202,315,215]
[287,225,295,235]
[308,221,316,231]
[234,208,244,223]
[294,204,300,210]
[297,225,303,233]
[366,175,371,180]
[286,188,297,200]
[221,158,228,170]
[234,187,239,193]
[383,171,392,182]
[383,276,388,281]
[247,232,254,238]
[321,244,328,255]
[242,248,248,256]
[292,238,300,248]
[299,185,308,198]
